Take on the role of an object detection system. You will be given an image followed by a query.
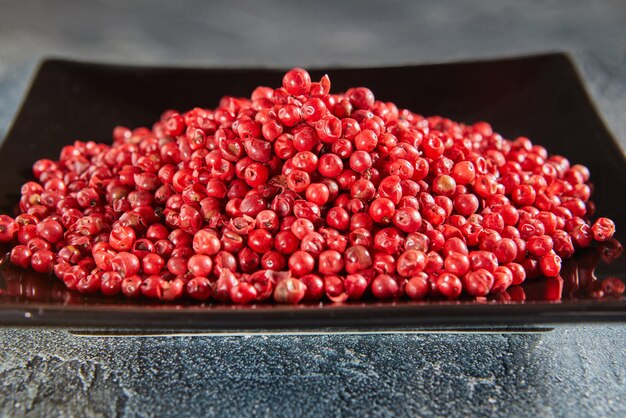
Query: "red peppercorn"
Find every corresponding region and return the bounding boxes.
[288,250,315,276]
[374,227,405,255]
[318,154,343,178]
[306,183,330,206]
[207,270,235,302]
[341,274,365,300]
[344,245,373,274]
[393,207,422,233]
[354,130,378,152]
[316,116,342,143]
[109,224,136,252]
[35,220,63,243]
[318,250,344,275]
[432,175,456,196]
[463,269,494,296]
[192,229,221,255]
[274,278,307,304]
[491,266,513,294]
[571,224,593,248]
[396,249,427,277]
[230,282,258,304]
[302,98,327,123]
[405,273,430,300]
[247,229,274,253]
[539,253,562,277]
[371,274,399,299]
[492,238,518,264]
[282,68,312,96]
[373,252,396,275]
[436,272,462,299]
[101,271,124,296]
[349,150,372,173]
[453,194,478,217]
[140,276,164,299]
[10,245,32,268]
[158,278,185,301]
[111,252,141,277]
[238,247,260,273]
[300,232,326,256]
[442,237,468,257]
[591,217,615,241]
[444,252,470,276]
[369,198,395,224]
[1,67,617,305]
[31,250,55,273]
[121,275,143,298]
[468,251,498,273]
[141,253,165,275]
[451,161,476,185]
[260,250,286,270]
[300,274,325,301]
[507,262,526,285]
[185,254,212,277]
[186,276,212,301]
[526,235,554,258]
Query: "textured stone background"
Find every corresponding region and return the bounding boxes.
[0,0,625,417]
[1,327,625,417]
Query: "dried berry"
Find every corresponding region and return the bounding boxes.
[1,67,618,304]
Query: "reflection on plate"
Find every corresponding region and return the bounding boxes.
[0,239,624,309]
[1,239,623,305]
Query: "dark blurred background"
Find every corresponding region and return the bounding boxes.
[0,0,625,149]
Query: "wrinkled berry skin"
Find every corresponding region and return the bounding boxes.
[2,67,617,305]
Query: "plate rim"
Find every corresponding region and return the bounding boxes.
[1,51,624,328]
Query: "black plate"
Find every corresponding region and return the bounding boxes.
[0,53,624,330]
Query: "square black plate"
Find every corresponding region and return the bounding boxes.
[0,53,624,330]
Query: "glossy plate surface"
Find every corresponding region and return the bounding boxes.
[0,53,624,330]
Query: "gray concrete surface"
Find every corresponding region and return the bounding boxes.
[0,0,625,416]
[1,326,625,417]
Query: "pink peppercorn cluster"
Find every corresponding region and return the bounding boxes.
[0,68,617,304]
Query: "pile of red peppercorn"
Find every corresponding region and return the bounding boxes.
[0,68,617,304]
